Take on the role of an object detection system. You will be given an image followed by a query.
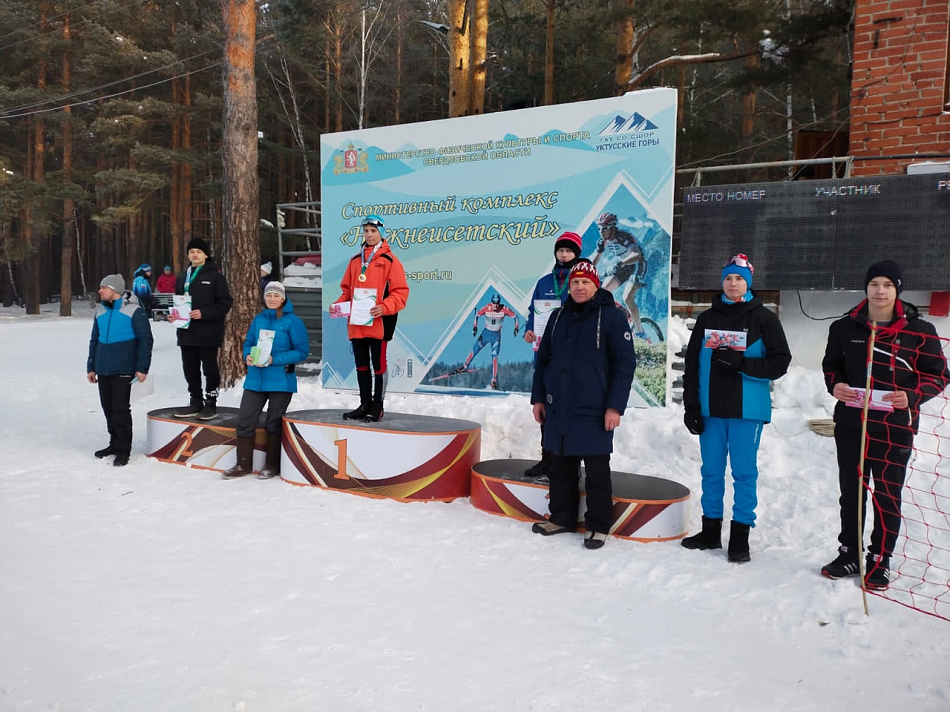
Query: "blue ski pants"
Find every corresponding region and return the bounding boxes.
[698,417,763,526]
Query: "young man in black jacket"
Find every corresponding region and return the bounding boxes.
[821,260,948,590]
[169,238,234,420]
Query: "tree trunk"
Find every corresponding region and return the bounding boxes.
[543,0,555,105]
[740,53,759,163]
[468,0,489,115]
[219,0,260,389]
[448,0,470,117]
[613,0,634,96]
[60,12,74,316]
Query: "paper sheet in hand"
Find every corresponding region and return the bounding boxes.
[251,329,275,366]
[349,288,376,326]
[170,295,192,329]
[532,299,560,351]
[846,388,895,412]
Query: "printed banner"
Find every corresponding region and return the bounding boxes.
[320,88,676,406]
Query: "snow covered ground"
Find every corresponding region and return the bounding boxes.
[2,298,949,711]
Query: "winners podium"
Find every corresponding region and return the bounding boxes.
[471,459,690,542]
[146,407,270,472]
[146,409,689,541]
[280,409,480,502]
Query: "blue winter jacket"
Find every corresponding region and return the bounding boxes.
[531,288,636,456]
[132,266,152,303]
[242,301,310,393]
[87,292,153,376]
[525,261,575,334]
[683,293,791,423]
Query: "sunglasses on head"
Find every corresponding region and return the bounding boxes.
[723,254,754,272]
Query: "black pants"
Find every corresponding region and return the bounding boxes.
[98,374,134,455]
[549,453,613,534]
[835,424,913,557]
[180,345,220,402]
[352,338,388,403]
[235,390,294,438]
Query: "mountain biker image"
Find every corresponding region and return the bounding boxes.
[591,212,650,340]
[455,294,520,390]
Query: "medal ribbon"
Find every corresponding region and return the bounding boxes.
[359,242,382,282]
[552,266,569,299]
[183,264,202,294]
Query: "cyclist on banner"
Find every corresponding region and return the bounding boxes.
[591,212,650,340]
[455,294,520,390]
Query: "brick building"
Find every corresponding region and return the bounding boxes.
[849,0,950,176]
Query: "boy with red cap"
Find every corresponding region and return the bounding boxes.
[529,258,636,550]
[681,253,791,563]
[523,231,582,479]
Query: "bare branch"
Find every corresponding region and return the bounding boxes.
[627,50,757,90]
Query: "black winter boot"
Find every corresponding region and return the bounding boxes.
[681,516,723,550]
[258,432,282,479]
[174,399,203,418]
[524,449,552,479]
[222,436,254,479]
[727,521,752,563]
[344,370,374,420]
[364,401,384,422]
[198,392,218,421]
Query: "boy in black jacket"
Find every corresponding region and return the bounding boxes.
[821,260,948,590]
[169,237,234,420]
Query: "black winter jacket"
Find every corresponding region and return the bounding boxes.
[531,288,636,456]
[683,294,791,422]
[822,299,948,435]
[175,261,233,348]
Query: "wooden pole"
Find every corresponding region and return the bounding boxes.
[857,321,878,615]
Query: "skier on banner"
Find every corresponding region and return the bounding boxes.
[591,212,651,339]
[455,294,520,390]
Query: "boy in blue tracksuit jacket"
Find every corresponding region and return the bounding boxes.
[522,231,581,479]
[222,281,310,480]
[681,254,791,562]
[87,274,154,467]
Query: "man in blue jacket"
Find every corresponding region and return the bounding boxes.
[530,259,636,550]
[87,274,154,467]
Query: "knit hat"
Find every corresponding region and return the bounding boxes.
[138,263,152,273]
[722,253,754,288]
[100,274,126,295]
[264,281,286,300]
[361,215,386,239]
[186,237,211,257]
[569,258,600,289]
[260,262,273,275]
[865,259,903,294]
[163,265,172,272]
[554,231,582,259]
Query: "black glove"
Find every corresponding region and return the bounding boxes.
[714,347,743,371]
[513,326,519,337]
[684,410,704,435]
[596,238,605,253]
[472,326,478,336]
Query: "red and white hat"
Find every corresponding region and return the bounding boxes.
[568,258,600,288]
[554,231,582,259]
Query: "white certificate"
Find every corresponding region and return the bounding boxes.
[532,299,560,351]
[349,288,376,326]
[170,295,192,329]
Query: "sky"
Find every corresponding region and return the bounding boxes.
[1,298,949,712]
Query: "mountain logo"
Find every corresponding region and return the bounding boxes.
[598,112,659,136]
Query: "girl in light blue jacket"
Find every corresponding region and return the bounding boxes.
[223,281,310,480]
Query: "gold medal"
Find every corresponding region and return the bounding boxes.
[358,273,367,282]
